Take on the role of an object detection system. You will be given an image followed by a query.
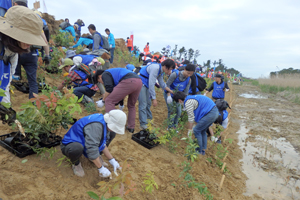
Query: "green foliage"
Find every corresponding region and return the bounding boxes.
[17,87,82,140]
[214,125,224,138]
[56,155,72,167]
[52,30,74,47]
[85,102,97,114]
[270,67,300,77]
[142,171,158,193]
[183,137,199,162]
[87,191,123,200]
[115,47,140,66]
[178,161,213,200]
[33,146,57,160]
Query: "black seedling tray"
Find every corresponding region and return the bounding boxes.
[0,132,62,158]
[131,130,158,149]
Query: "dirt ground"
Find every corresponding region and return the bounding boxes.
[0,74,256,200]
[232,82,300,200]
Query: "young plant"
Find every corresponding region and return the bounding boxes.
[33,146,57,160]
[86,191,123,200]
[56,155,72,167]
[17,87,82,141]
[96,160,136,197]
[182,137,199,162]
[142,171,158,193]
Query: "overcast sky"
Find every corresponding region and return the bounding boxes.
[28,0,300,78]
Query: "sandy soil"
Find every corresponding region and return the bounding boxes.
[0,76,255,200]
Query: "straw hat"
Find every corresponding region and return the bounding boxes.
[104,110,127,135]
[0,6,46,46]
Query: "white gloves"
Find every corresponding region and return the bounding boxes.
[98,166,111,178]
[109,158,122,175]
[187,129,193,138]
[226,89,229,92]
[167,96,173,104]
[110,44,112,48]
[203,93,207,96]
[96,100,105,108]
[119,105,124,111]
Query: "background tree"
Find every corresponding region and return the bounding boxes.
[187,48,194,61]
[172,44,178,57]
[193,50,200,64]
[178,46,186,60]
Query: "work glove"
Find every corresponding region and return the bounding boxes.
[110,44,112,48]
[98,166,111,178]
[43,55,51,65]
[109,158,122,175]
[0,105,16,126]
[226,89,229,92]
[167,96,173,104]
[187,129,193,139]
[203,93,207,96]
[96,99,105,108]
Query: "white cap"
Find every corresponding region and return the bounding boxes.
[104,110,127,135]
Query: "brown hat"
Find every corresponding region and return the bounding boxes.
[0,6,46,46]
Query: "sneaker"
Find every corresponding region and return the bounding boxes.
[127,127,134,133]
[82,95,94,104]
[140,125,147,130]
[72,162,85,177]
[201,150,206,155]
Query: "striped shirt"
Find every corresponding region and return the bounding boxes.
[185,99,199,123]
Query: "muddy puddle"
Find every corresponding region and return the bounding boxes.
[239,93,268,99]
[237,124,300,199]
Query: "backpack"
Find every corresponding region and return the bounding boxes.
[99,34,110,51]
[214,99,230,124]
[195,73,207,91]
[76,63,97,84]
[59,21,71,30]
[133,67,141,74]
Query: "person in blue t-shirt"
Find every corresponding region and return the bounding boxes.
[72,36,93,48]
[105,28,115,64]
[204,74,229,100]
[173,91,219,155]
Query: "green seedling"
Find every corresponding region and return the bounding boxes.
[142,171,158,193]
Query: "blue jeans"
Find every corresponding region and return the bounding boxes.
[163,92,181,128]
[138,85,152,128]
[0,8,7,17]
[15,51,38,99]
[110,48,115,63]
[73,86,96,99]
[193,106,219,152]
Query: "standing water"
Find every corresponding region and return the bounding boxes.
[237,124,300,199]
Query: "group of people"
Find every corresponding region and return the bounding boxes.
[0,3,231,178]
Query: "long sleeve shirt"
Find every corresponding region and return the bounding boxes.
[72,37,93,48]
[185,99,199,123]
[65,26,76,42]
[84,122,103,160]
[92,32,102,50]
[166,71,191,95]
[146,63,167,100]
[108,33,115,48]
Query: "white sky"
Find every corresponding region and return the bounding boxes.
[28,0,300,78]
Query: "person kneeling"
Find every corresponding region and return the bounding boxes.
[172,92,219,155]
[60,110,126,177]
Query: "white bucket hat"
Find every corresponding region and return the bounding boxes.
[0,6,46,46]
[104,110,127,135]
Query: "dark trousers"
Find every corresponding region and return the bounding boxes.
[61,142,83,165]
[110,48,115,64]
[15,52,38,99]
[127,47,132,52]
[73,86,96,99]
